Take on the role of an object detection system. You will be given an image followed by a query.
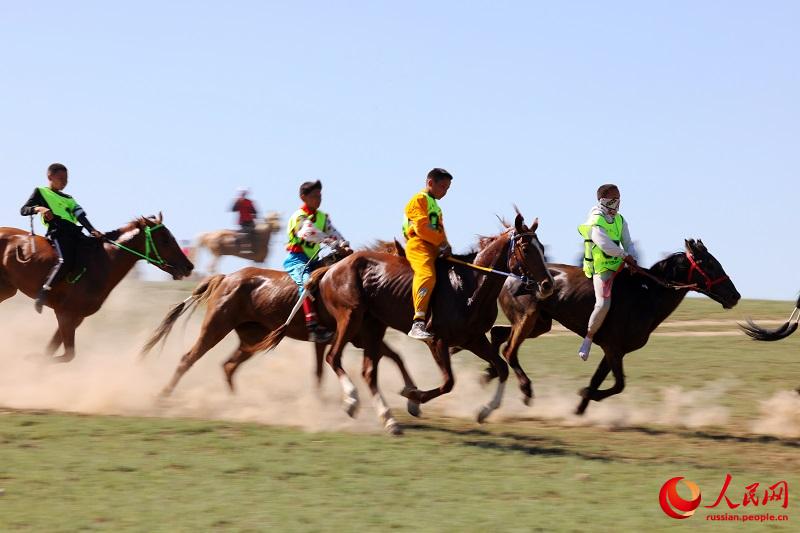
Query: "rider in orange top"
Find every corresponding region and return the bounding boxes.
[402,168,453,341]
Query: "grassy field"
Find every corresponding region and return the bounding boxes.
[1,283,798,531]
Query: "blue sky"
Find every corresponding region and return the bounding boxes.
[1,1,797,298]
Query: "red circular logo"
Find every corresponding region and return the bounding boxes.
[659,477,702,519]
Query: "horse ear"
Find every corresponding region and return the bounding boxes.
[685,239,696,253]
[157,211,163,224]
[697,238,706,251]
[514,212,524,233]
[530,217,539,232]
[137,216,147,228]
[496,214,510,229]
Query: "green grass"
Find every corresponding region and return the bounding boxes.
[1,285,798,531]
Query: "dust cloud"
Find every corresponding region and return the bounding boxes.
[0,281,787,436]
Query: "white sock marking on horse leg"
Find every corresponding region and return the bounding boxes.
[339,374,358,407]
[489,380,506,410]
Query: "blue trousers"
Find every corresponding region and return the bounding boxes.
[283,252,313,294]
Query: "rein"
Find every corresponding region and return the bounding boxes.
[104,224,168,267]
[446,230,539,289]
[630,251,727,291]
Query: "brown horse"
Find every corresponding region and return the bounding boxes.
[140,266,421,412]
[487,239,740,415]
[249,212,554,433]
[192,212,282,273]
[0,214,193,361]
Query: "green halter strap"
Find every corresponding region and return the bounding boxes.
[105,224,167,266]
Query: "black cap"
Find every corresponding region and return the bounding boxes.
[299,180,322,197]
[427,168,453,182]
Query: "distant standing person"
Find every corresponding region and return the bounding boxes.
[231,187,258,253]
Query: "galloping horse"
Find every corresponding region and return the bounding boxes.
[192,212,282,274]
[249,212,554,433]
[487,239,740,414]
[140,266,420,402]
[0,214,193,361]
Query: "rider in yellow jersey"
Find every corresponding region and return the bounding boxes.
[402,168,453,341]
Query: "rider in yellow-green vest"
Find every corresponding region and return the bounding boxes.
[20,163,105,313]
[576,183,638,361]
[283,180,348,343]
[403,168,452,341]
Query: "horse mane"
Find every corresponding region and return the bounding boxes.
[360,239,399,254]
[104,216,159,242]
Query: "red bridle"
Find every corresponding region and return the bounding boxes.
[686,252,729,290]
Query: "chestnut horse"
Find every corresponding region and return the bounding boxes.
[249,212,554,433]
[487,239,740,415]
[0,214,193,361]
[140,267,420,406]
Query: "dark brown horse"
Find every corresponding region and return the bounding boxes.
[140,267,421,410]
[248,212,554,433]
[487,239,740,415]
[0,214,193,361]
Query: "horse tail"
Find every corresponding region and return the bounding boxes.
[139,274,226,358]
[739,293,800,341]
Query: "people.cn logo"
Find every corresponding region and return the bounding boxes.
[659,477,702,519]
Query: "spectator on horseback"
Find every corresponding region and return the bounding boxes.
[20,163,104,313]
[577,183,638,361]
[231,187,258,253]
[283,180,346,343]
[403,168,453,341]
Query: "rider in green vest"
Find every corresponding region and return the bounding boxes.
[20,163,104,313]
[283,180,348,343]
[576,183,638,361]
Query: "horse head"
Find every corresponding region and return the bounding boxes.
[684,238,740,309]
[135,213,194,280]
[507,208,554,300]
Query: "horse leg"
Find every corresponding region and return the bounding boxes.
[379,341,421,417]
[325,308,364,417]
[360,321,401,435]
[587,352,625,402]
[51,314,83,363]
[574,354,616,415]
[483,325,512,384]
[0,276,17,304]
[45,329,63,356]
[221,324,267,392]
[403,339,455,405]
[161,315,234,397]
[497,314,540,405]
[314,341,326,388]
[462,335,510,423]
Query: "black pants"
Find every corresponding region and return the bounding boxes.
[43,229,81,288]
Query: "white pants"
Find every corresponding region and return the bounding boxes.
[587,270,616,337]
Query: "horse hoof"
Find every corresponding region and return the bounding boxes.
[401,387,422,404]
[522,395,532,407]
[344,400,359,418]
[477,405,492,424]
[407,400,422,418]
[385,420,403,436]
